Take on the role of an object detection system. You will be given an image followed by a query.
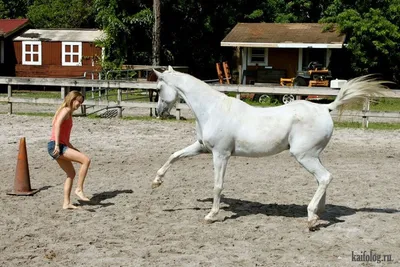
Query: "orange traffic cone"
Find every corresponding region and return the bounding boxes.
[7,137,38,196]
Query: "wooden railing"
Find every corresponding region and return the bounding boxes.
[0,77,400,126]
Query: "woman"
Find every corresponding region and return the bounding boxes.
[47,91,91,209]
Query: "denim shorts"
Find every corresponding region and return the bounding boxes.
[47,141,68,160]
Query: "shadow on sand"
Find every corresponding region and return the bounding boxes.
[77,189,134,209]
[197,197,399,229]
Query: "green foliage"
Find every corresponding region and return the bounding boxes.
[94,0,153,69]
[0,0,32,19]
[27,0,94,28]
[0,1,6,18]
[245,9,264,20]
[322,1,400,82]
[275,0,332,22]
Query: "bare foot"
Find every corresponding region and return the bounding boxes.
[63,203,79,209]
[75,189,90,201]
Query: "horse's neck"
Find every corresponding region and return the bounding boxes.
[175,78,224,121]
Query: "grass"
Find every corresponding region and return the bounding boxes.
[334,121,400,130]
[369,98,400,111]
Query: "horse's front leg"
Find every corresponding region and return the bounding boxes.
[152,141,208,188]
[204,152,230,223]
[149,90,154,117]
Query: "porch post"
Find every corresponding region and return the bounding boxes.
[241,47,247,84]
[298,48,303,71]
[326,49,332,68]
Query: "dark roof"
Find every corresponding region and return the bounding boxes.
[221,23,346,49]
[0,19,30,38]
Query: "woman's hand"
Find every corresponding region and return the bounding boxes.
[53,144,60,156]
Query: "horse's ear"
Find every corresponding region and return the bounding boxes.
[153,69,162,78]
[168,65,174,72]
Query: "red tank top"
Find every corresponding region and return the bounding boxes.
[50,114,73,145]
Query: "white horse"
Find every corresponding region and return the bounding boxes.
[152,66,388,230]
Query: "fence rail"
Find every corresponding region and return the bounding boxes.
[1,76,400,125]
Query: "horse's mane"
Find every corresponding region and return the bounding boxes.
[168,71,226,98]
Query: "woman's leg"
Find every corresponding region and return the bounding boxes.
[59,148,91,201]
[56,158,77,209]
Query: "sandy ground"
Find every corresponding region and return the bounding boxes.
[1,110,400,267]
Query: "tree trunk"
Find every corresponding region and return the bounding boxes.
[152,0,161,66]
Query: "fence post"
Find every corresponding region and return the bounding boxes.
[175,108,181,120]
[175,97,181,120]
[362,98,370,128]
[80,87,87,116]
[61,87,66,99]
[7,84,12,114]
[117,89,122,118]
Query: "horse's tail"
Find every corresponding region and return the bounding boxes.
[326,75,390,111]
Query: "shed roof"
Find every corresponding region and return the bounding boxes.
[14,29,105,42]
[221,23,346,49]
[0,19,30,38]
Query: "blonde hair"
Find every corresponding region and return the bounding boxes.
[52,91,84,122]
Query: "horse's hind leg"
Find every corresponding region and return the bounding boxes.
[204,151,230,223]
[152,141,208,188]
[292,152,332,230]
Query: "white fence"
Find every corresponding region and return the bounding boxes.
[0,77,400,125]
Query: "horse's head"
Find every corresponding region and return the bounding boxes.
[154,66,179,119]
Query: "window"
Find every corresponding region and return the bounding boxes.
[248,48,268,66]
[62,42,82,66]
[22,41,42,65]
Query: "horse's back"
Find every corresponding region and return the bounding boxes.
[227,100,333,157]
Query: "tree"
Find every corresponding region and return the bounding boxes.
[275,0,333,22]
[0,0,33,19]
[94,0,153,69]
[152,0,160,66]
[322,0,400,82]
[27,0,95,28]
[159,0,286,78]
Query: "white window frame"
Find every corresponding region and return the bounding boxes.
[22,41,42,65]
[247,48,268,66]
[62,42,82,66]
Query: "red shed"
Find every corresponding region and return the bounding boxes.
[0,19,30,76]
[13,29,105,79]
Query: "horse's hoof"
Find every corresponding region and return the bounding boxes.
[307,219,320,231]
[151,181,162,189]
